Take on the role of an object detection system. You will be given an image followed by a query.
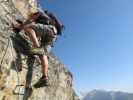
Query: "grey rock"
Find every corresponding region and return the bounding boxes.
[0,0,79,100]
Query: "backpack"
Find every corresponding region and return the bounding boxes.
[35,11,64,35]
[34,12,51,25]
[45,11,64,35]
[41,25,57,47]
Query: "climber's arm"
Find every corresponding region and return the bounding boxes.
[12,19,36,33]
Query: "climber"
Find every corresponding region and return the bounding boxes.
[12,20,49,86]
[12,11,64,87]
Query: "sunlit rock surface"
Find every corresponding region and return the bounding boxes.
[0,0,79,100]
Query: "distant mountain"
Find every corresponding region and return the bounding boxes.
[83,90,133,100]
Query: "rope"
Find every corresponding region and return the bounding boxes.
[0,38,10,68]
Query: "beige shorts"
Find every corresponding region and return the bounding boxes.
[32,24,57,37]
[31,24,57,52]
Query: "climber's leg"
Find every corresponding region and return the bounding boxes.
[23,27,48,76]
[23,27,49,86]
[39,55,48,79]
[33,54,49,88]
[23,27,40,47]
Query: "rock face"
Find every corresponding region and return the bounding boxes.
[0,0,79,100]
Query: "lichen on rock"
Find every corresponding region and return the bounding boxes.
[0,0,79,100]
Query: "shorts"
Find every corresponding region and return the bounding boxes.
[31,24,57,52]
[32,24,57,38]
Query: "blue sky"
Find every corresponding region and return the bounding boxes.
[40,0,133,94]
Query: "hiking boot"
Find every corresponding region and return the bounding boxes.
[33,76,49,88]
[30,47,45,55]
